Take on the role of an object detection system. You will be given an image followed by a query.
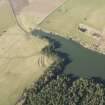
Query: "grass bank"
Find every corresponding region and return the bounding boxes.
[40,0,105,54]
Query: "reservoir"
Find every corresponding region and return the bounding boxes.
[32,29,105,79]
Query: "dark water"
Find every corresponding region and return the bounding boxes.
[32,30,105,79]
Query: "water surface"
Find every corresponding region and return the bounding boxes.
[32,30,105,79]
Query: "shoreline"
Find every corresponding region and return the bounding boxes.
[36,28,105,56]
[17,28,105,105]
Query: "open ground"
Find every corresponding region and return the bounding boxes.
[0,0,16,33]
[11,0,65,31]
[0,0,64,105]
[0,25,54,105]
[40,0,105,54]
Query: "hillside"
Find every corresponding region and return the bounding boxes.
[11,0,65,31]
[0,0,105,105]
[40,0,105,54]
[0,0,16,33]
[0,0,56,105]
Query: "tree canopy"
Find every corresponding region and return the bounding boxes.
[22,74,105,105]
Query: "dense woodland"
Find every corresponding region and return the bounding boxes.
[23,75,105,105]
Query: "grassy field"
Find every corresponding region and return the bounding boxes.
[40,0,105,54]
[0,0,16,33]
[0,25,54,105]
[16,0,65,32]
[2,0,105,105]
[0,1,56,105]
